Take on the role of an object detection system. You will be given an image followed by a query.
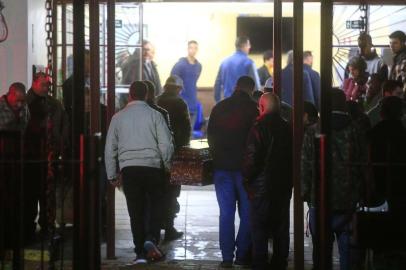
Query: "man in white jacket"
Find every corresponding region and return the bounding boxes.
[105,81,174,264]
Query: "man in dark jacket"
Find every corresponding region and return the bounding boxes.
[257,50,273,87]
[367,96,406,269]
[208,76,259,268]
[157,75,191,241]
[24,73,69,242]
[243,92,292,270]
[389,31,406,93]
[121,41,162,95]
[301,88,365,270]
[281,50,315,107]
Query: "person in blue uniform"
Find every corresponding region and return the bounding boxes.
[171,40,202,125]
[214,36,261,103]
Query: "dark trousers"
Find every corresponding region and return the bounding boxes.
[251,196,291,270]
[121,166,165,255]
[163,182,181,230]
[23,163,49,241]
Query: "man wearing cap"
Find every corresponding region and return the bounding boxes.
[157,75,191,241]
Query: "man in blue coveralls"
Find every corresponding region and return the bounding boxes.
[171,40,202,126]
[214,36,261,103]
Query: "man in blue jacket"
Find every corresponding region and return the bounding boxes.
[281,50,315,107]
[303,51,321,111]
[214,37,260,103]
[171,40,202,125]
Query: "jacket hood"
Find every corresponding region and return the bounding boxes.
[331,111,351,131]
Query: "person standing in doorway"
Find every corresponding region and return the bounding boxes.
[105,81,174,264]
[171,40,202,127]
[257,50,273,87]
[303,51,321,110]
[157,76,191,241]
[389,30,406,93]
[214,37,261,103]
[243,92,292,270]
[208,76,259,268]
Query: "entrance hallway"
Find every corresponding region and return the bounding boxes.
[102,187,340,269]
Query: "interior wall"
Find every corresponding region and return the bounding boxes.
[0,0,28,95]
[143,2,321,88]
[0,0,47,95]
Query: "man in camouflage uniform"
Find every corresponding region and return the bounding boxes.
[389,31,406,93]
[24,73,68,242]
[301,88,366,270]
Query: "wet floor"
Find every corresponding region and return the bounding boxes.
[101,186,341,269]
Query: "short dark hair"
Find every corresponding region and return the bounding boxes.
[129,81,148,100]
[143,80,156,103]
[331,87,347,112]
[304,101,318,123]
[358,32,372,44]
[188,40,198,46]
[8,82,26,94]
[389,30,406,43]
[381,96,403,120]
[235,36,250,50]
[348,56,367,72]
[303,51,313,59]
[236,76,255,93]
[263,50,273,62]
[382,80,403,95]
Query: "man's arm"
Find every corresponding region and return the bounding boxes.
[171,60,182,77]
[242,125,263,182]
[155,113,174,169]
[248,62,261,91]
[214,66,223,103]
[105,116,119,180]
[178,100,192,147]
[303,71,315,104]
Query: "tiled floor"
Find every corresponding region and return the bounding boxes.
[101,186,339,269]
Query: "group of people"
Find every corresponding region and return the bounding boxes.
[1,27,406,270]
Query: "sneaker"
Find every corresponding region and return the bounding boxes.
[219,261,233,268]
[164,228,184,242]
[132,255,147,265]
[144,241,163,262]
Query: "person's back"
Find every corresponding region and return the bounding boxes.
[281,55,315,107]
[157,76,191,148]
[208,88,258,170]
[208,76,259,268]
[214,37,260,103]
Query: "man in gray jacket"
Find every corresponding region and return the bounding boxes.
[105,81,174,264]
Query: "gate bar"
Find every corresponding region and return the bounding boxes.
[293,0,305,269]
[273,0,282,97]
[106,0,116,260]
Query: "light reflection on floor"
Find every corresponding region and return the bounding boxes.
[102,186,339,269]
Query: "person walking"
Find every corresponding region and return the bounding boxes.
[0,82,29,131]
[105,81,174,264]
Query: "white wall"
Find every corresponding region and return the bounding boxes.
[0,0,28,95]
[0,0,47,95]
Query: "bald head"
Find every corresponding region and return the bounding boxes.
[259,92,281,116]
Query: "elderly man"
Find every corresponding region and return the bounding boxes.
[243,92,293,270]
[105,81,173,264]
[157,75,191,241]
[0,82,29,131]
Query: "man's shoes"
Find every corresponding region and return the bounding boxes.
[132,254,147,264]
[144,241,164,262]
[234,259,252,268]
[219,261,233,268]
[164,228,184,242]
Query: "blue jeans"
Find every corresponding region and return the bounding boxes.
[214,170,251,262]
[309,207,351,270]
